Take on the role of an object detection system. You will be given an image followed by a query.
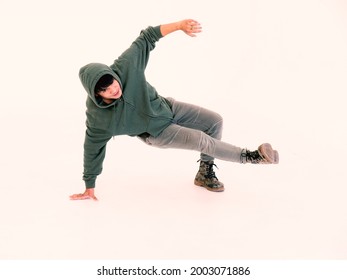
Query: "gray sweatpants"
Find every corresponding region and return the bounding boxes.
[139,98,243,163]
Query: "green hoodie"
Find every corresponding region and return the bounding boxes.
[79,26,174,188]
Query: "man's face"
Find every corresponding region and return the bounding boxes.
[97,79,122,104]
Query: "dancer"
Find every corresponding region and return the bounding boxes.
[70,19,279,201]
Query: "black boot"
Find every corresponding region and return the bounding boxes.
[194,160,224,192]
[241,143,279,164]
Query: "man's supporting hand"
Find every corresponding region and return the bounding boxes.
[70,188,98,201]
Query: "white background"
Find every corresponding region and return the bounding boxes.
[1,0,346,263]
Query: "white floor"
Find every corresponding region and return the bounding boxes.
[1,0,347,260]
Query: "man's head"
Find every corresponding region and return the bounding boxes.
[79,63,123,107]
[94,74,123,104]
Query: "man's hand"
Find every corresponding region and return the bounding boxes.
[70,188,98,201]
[160,19,202,37]
[179,19,202,37]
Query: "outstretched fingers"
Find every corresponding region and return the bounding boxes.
[182,19,202,37]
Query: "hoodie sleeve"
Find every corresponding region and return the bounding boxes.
[83,127,112,188]
[110,25,163,71]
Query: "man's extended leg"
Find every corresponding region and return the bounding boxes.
[139,98,279,192]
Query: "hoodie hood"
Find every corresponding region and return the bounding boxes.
[79,63,122,108]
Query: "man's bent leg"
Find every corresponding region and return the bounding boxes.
[166,98,223,162]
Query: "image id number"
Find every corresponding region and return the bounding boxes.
[190,266,251,276]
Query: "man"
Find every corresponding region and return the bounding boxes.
[70,19,279,201]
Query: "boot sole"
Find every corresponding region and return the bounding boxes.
[194,180,225,192]
[258,143,279,164]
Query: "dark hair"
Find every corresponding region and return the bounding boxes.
[94,74,114,95]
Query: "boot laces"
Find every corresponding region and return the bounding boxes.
[209,165,219,180]
[201,161,219,179]
[241,150,263,163]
